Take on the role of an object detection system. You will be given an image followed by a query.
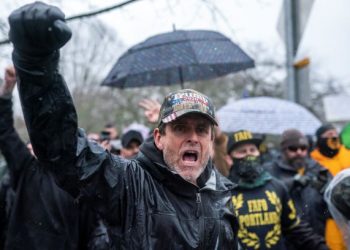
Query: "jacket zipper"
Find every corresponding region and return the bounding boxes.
[196,192,202,218]
[196,192,204,248]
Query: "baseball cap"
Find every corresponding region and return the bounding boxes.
[158,89,217,126]
[121,130,144,148]
[227,130,262,154]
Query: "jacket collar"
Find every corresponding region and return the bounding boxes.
[274,155,298,172]
[138,136,234,196]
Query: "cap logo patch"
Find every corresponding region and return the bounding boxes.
[170,92,209,112]
[234,131,253,142]
[158,89,216,125]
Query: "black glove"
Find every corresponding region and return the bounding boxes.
[293,174,310,187]
[8,1,72,56]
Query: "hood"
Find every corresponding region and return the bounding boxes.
[138,136,234,196]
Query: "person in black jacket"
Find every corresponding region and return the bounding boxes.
[264,129,331,243]
[7,2,239,249]
[0,66,110,250]
[226,130,328,250]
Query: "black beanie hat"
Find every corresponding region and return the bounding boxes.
[281,129,308,149]
[315,124,335,139]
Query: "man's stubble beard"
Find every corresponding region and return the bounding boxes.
[289,157,306,170]
[162,147,210,184]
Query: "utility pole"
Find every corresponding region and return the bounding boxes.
[283,0,314,106]
[284,0,296,102]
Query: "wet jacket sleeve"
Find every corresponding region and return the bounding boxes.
[0,97,34,189]
[13,50,83,196]
[12,50,142,226]
[279,184,329,250]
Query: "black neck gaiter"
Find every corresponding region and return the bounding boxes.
[231,155,263,182]
[317,137,340,158]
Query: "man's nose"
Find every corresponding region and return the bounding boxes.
[187,128,199,142]
[295,148,306,155]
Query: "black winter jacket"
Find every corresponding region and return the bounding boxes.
[0,97,109,250]
[264,157,331,237]
[12,51,239,249]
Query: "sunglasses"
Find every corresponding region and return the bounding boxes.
[287,145,308,152]
[327,137,339,142]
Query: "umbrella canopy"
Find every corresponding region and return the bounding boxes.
[217,96,321,135]
[102,29,254,88]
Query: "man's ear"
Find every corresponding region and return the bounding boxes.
[153,128,164,150]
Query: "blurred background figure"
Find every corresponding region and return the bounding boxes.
[0,66,110,250]
[324,169,350,248]
[311,124,350,176]
[120,130,144,159]
[310,124,349,250]
[212,125,230,177]
[226,130,328,250]
[101,123,119,140]
[87,131,121,156]
[264,129,330,248]
[109,139,122,155]
[87,132,101,142]
[123,122,150,141]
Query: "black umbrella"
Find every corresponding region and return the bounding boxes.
[101,29,255,88]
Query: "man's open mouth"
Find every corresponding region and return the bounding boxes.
[182,150,198,162]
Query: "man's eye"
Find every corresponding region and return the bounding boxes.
[173,124,186,132]
[196,126,208,134]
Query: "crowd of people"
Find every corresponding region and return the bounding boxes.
[0,1,350,250]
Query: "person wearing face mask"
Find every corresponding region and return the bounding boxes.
[227,130,328,250]
[311,124,350,176]
[264,129,330,249]
[310,124,350,250]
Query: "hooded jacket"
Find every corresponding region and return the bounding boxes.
[311,147,350,176]
[12,49,239,249]
[0,97,109,250]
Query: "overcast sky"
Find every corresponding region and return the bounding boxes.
[2,0,350,90]
[86,0,350,88]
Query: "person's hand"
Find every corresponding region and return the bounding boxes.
[8,1,72,56]
[0,66,16,97]
[138,99,161,124]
